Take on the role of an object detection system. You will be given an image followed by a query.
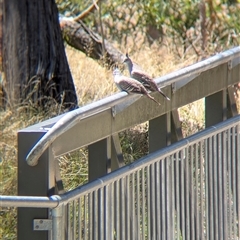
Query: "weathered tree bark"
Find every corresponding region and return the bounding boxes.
[2,0,78,110]
[60,18,124,66]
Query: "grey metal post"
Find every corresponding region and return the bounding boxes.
[18,131,55,240]
[149,112,171,153]
[52,204,64,240]
[205,90,227,127]
[88,138,109,181]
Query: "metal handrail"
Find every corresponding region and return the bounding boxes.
[25,46,240,167]
[3,114,238,208]
[59,114,240,203]
[0,195,60,208]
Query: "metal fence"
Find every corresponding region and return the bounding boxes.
[1,114,240,240]
[57,115,240,240]
[1,47,240,239]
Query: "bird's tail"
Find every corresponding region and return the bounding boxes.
[146,93,161,106]
[158,89,170,101]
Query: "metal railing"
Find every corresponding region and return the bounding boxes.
[1,47,240,239]
[25,46,240,166]
[1,114,240,239]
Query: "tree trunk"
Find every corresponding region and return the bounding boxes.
[60,18,124,66]
[2,0,78,110]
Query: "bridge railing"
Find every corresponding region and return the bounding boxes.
[1,47,240,239]
[1,114,240,239]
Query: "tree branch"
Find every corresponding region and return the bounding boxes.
[73,0,100,21]
[60,17,124,67]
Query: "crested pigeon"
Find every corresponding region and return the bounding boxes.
[113,68,161,106]
[123,53,170,101]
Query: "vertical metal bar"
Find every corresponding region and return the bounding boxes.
[131,173,135,240]
[142,167,146,240]
[213,134,219,239]
[109,183,114,240]
[171,155,175,240]
[195,143,199,240]
[165,158,168,240]
[161,160,166,240]
[232,126,237,238]
[18,131,54,240]
[78,198,82,240]
[180,149,186,239]
[236,124,240,238]
[166,157,172,240]
[114,180,120,240]
[217,133,223,239]
[72,200,76,240]
[120,177,126,240]
[84,195,88,240]
[52,204,64,240]
[208,137,214,240]
[150,163,156,239]
[175,151,180,240]
[155,161,161,240]
[67,203,71,240]
[136,170,140,239]
[227,128,232,239]
[104,186,108,240]
[93,190,98,240]
[185,147,190,240]
[147,166,151,240]
[99,188,104,240]
[88,192,93,240]
[205,138,209,240]
[126,175,131,239]
[190,145,195,240]
[222,130,228,240]
[199,141,204,240]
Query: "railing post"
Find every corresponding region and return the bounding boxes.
[18,131,55,240]
[52,203,64,240]
[149,112,171,153]
[205,90,227,127]
[88,138,109,181]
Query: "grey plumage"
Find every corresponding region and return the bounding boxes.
[113,68,161,106]
[123,54,170,101]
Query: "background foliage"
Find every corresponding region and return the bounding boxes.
[57,0,240,54]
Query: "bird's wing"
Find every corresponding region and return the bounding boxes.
[131,69,159,91]
[118,78,146,94]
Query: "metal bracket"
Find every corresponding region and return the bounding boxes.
[172,73,200,92]
[33,219,52,231]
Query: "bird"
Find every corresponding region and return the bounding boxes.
[123,53,170,101]
[113,68,161,106]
